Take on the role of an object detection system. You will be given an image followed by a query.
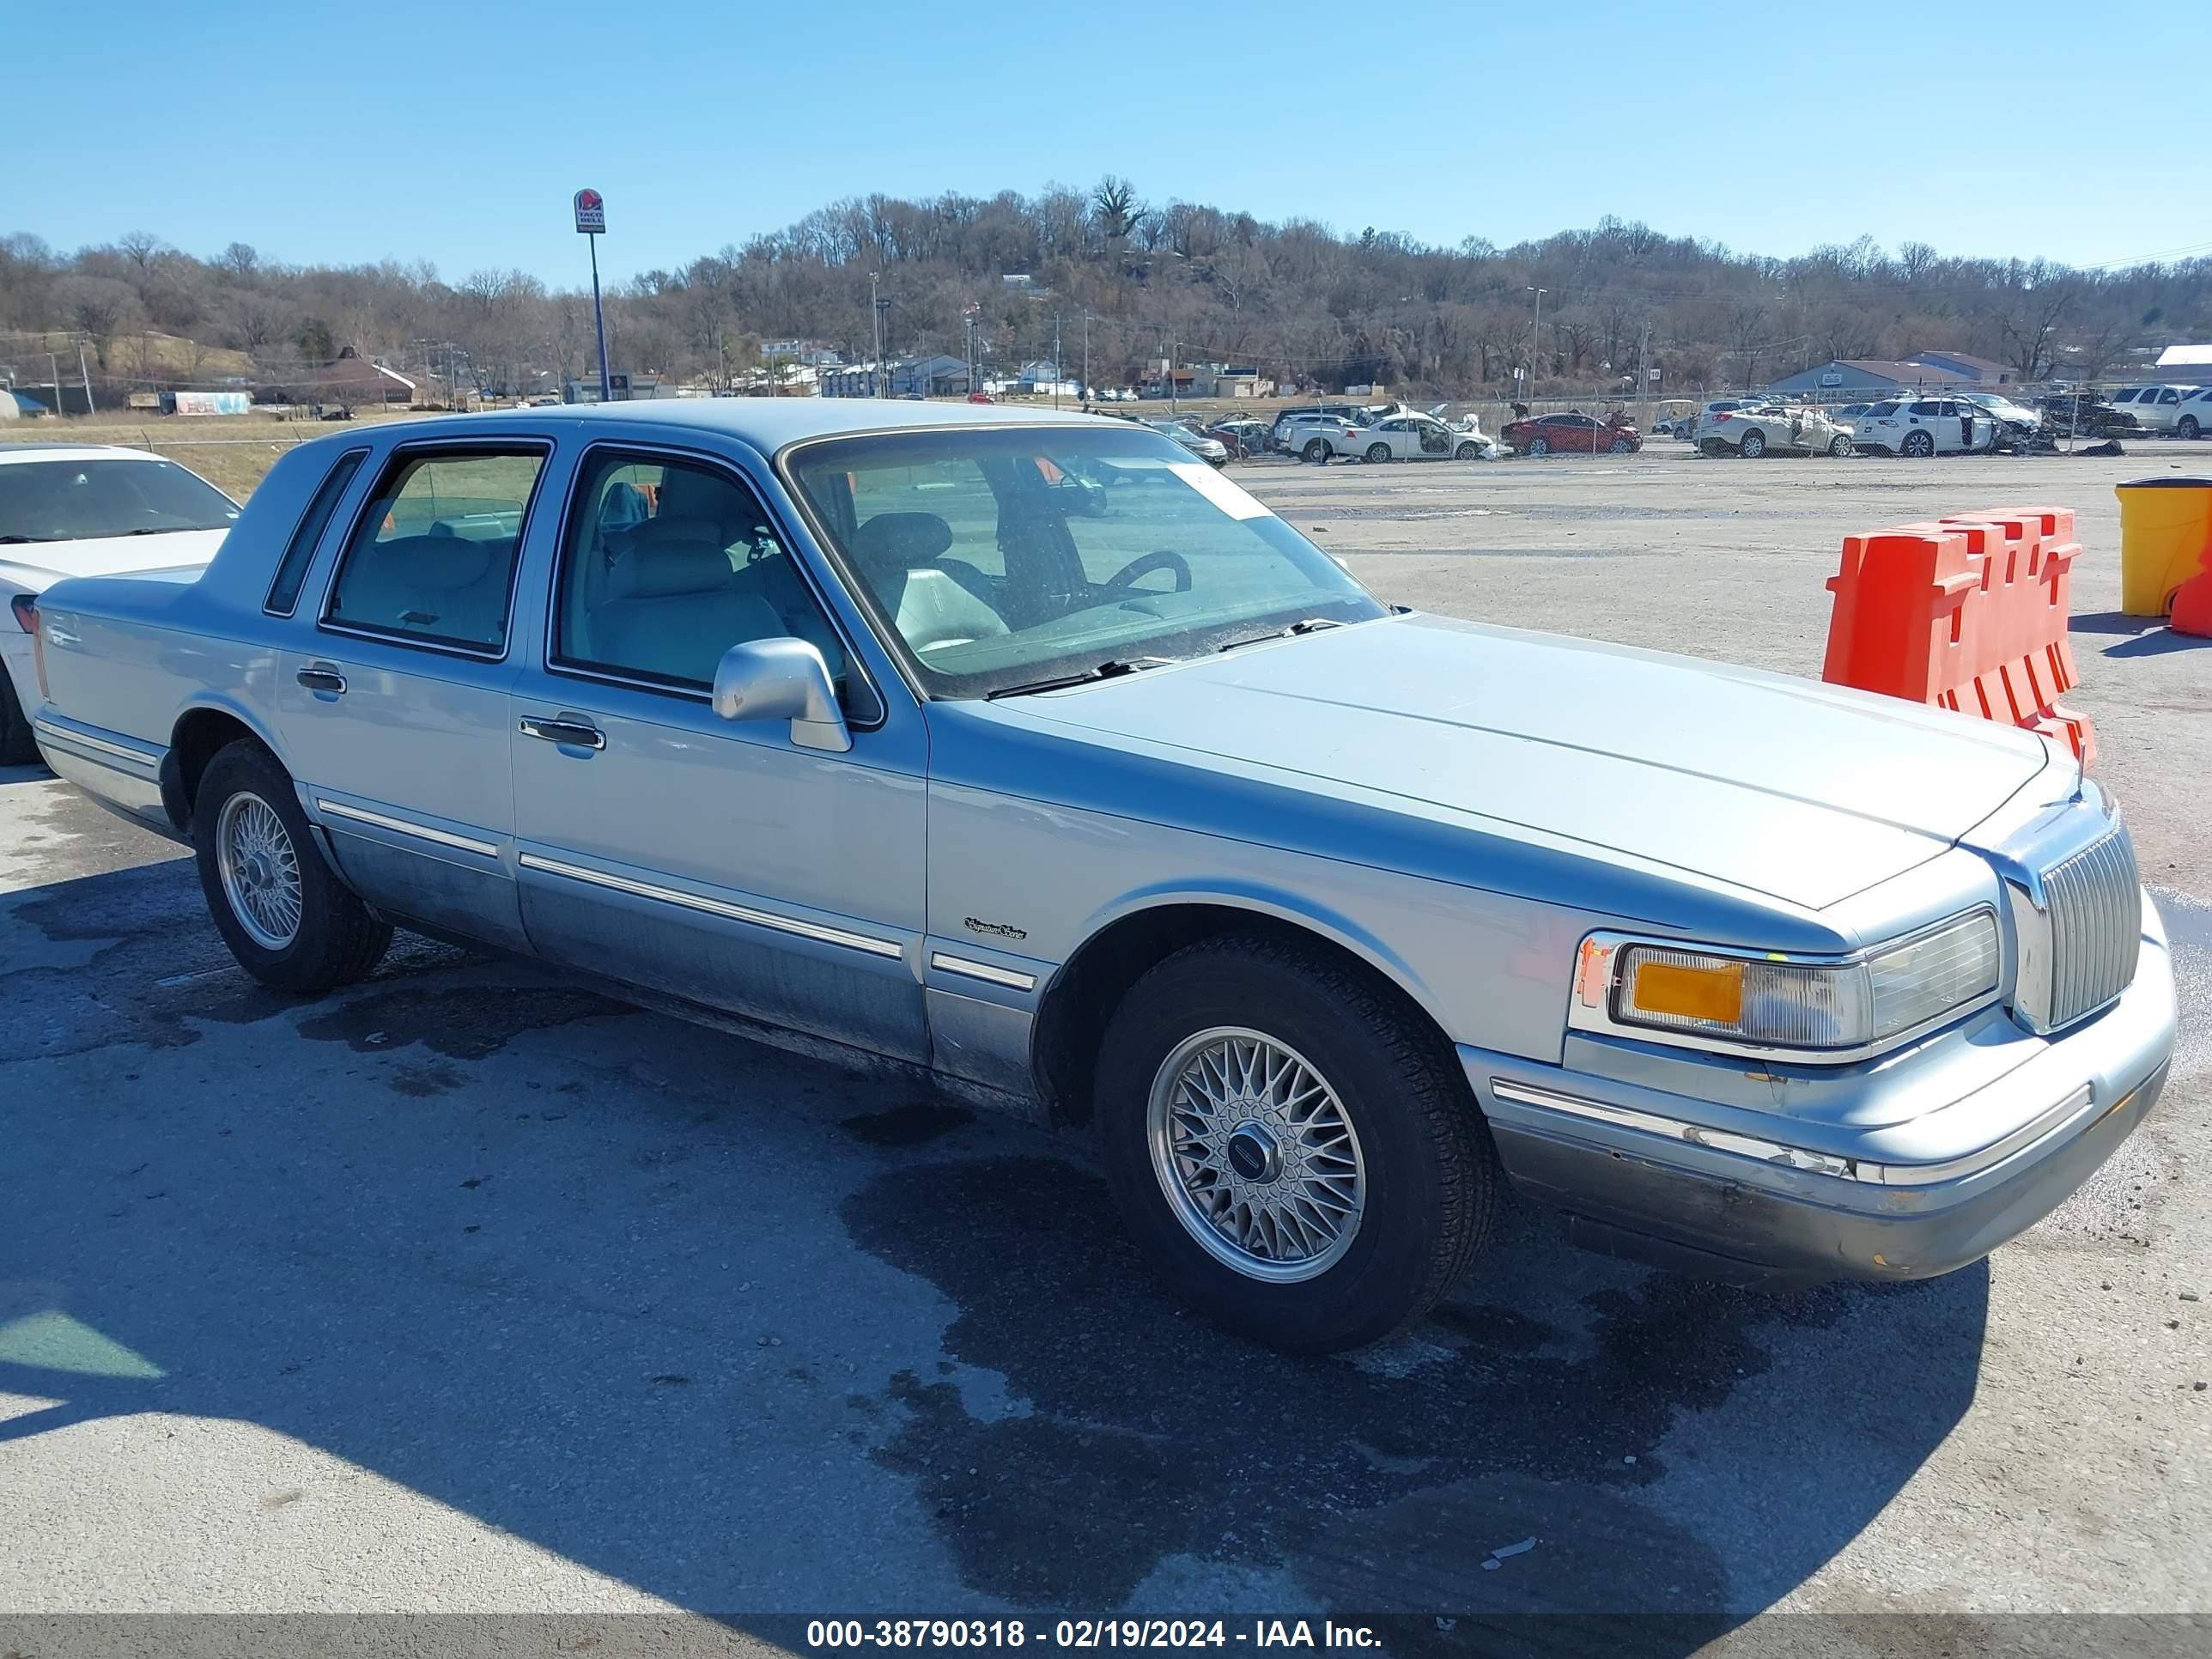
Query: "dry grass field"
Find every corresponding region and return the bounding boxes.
[1,406,433,500]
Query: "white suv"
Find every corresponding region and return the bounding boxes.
[2111,385,2202,434]
[2172,386,2212,441]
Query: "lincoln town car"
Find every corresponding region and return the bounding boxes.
[23,401,2176,1352]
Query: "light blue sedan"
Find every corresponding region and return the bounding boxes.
[26,400,2175,1352]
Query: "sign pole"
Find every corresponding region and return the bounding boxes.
[574,188,611,404]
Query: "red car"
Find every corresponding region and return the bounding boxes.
[966,391,994,404]
[1502,411,1642,455]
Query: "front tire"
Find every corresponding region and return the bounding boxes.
[1304,439,1328,462]
[1095,934,1497,1353]
[192,739,392,993]
[1829,434,1853,456]
[0,671,34,766]
[2181,416,2201,441]
[1455,442,1480,459]
[1609,436,1634,453]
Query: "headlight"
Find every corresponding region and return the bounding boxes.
[1571,911,2001,1058]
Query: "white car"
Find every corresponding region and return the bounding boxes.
[1684,398,1771,444]
[1698,404,1853,458]
[2110,385,2203,434]
[1,446,238,763]
[1347,414,1498,462]
[1852,396,2003,458]
[2174,386,2212,441]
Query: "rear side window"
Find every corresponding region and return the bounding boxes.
[324,447,547,653]
[265,448,366,616]
[2114,389,2140,404]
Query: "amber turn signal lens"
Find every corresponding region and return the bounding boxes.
[1628,959,1745,1024]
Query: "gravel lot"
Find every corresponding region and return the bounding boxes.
[3,442,2208,1652]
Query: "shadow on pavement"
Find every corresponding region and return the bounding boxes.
[0,860,1988,1651]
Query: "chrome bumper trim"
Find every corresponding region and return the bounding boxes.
[1489,1075,2125,1189]
[32,716,162,772]
[517,852,904,960]
[315,799,500,859]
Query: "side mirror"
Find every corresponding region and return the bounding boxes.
[710,638,851,753]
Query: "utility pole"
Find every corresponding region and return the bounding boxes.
[1168,337,1178,415]
[76,337,95,415]
[1082,313,1091,404]
[1053,314,1062,410]
[1527,286,1547,402]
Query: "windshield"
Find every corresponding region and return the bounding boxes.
[0,458,239,543]
[785,425,1385,699]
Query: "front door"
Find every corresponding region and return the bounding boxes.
[277,441,550,953]
[507,442,928,1061]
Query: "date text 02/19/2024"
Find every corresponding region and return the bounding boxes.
[803,1621,1382,1650]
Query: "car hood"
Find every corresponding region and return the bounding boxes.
[997,614,2051,911]
[0,526,228,588]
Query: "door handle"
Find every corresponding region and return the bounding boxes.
[295,665,347,695]
[518,715,606,750]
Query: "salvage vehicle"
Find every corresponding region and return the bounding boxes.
[2034,392,2137,441]
[1503,411,1642,454]
[1852,397,2004,457]
[1698,404,1853,458]
[1347,413,1495,463]
[2173,387,2212,441]
[1271,403,1364,447]
[1,445,239,763]
[2111,385,2203,435]
[25,401,2176,1354]
[1143,418,1230,467]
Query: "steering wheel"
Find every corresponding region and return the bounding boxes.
[1102,550,1192,595]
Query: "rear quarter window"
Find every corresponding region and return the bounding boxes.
[264,448,368,616]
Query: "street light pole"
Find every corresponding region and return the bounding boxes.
[1527,286,1547,402]
[870,272,882,397]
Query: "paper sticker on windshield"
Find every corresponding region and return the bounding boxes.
[1168,462,1274,520]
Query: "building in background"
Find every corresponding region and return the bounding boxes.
[1761,358,1981,399]
[821,356,970,398]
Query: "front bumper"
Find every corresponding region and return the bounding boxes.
[1462,897,2177,1287]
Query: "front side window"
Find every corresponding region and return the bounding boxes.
[325,448,545,652]
[553,448,848,695]
[786,426,1383,700]
[0,458,237,544]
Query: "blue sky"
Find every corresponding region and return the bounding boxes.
[13,2,2206,283]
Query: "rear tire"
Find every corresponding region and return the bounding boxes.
[1528,436,1551,456]
[1902,430,1935,458]
[1095,933,1497,1353]
[1739,429,1766,459]
[0,672,34,767]
[1364,442,1391,464]
[192,739,392,993]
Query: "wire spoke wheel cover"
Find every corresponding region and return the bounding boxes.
[216,790,303,951]
[1147,1026,1366,1282]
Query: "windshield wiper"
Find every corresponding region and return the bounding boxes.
[0,535,52,544]
[1215,617,1346,653]
[985,657,1176,700]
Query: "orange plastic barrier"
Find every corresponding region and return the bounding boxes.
[2172,538,2212,637]
[1822,506,2095,766]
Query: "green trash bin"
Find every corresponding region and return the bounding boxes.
[2115,477,2212,617]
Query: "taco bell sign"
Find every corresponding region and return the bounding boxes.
[574,188,606,234]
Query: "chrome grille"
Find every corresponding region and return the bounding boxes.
[2039,830,2142,1030]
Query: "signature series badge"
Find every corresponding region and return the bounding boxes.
[963,916,1028,941]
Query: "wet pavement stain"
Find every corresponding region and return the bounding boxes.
[296,982,629,1061]
[842,1098,976,1147]
[841,1153,1981,1621]
[2,865,465,1058]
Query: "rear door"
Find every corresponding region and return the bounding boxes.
[277,440,551,953]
